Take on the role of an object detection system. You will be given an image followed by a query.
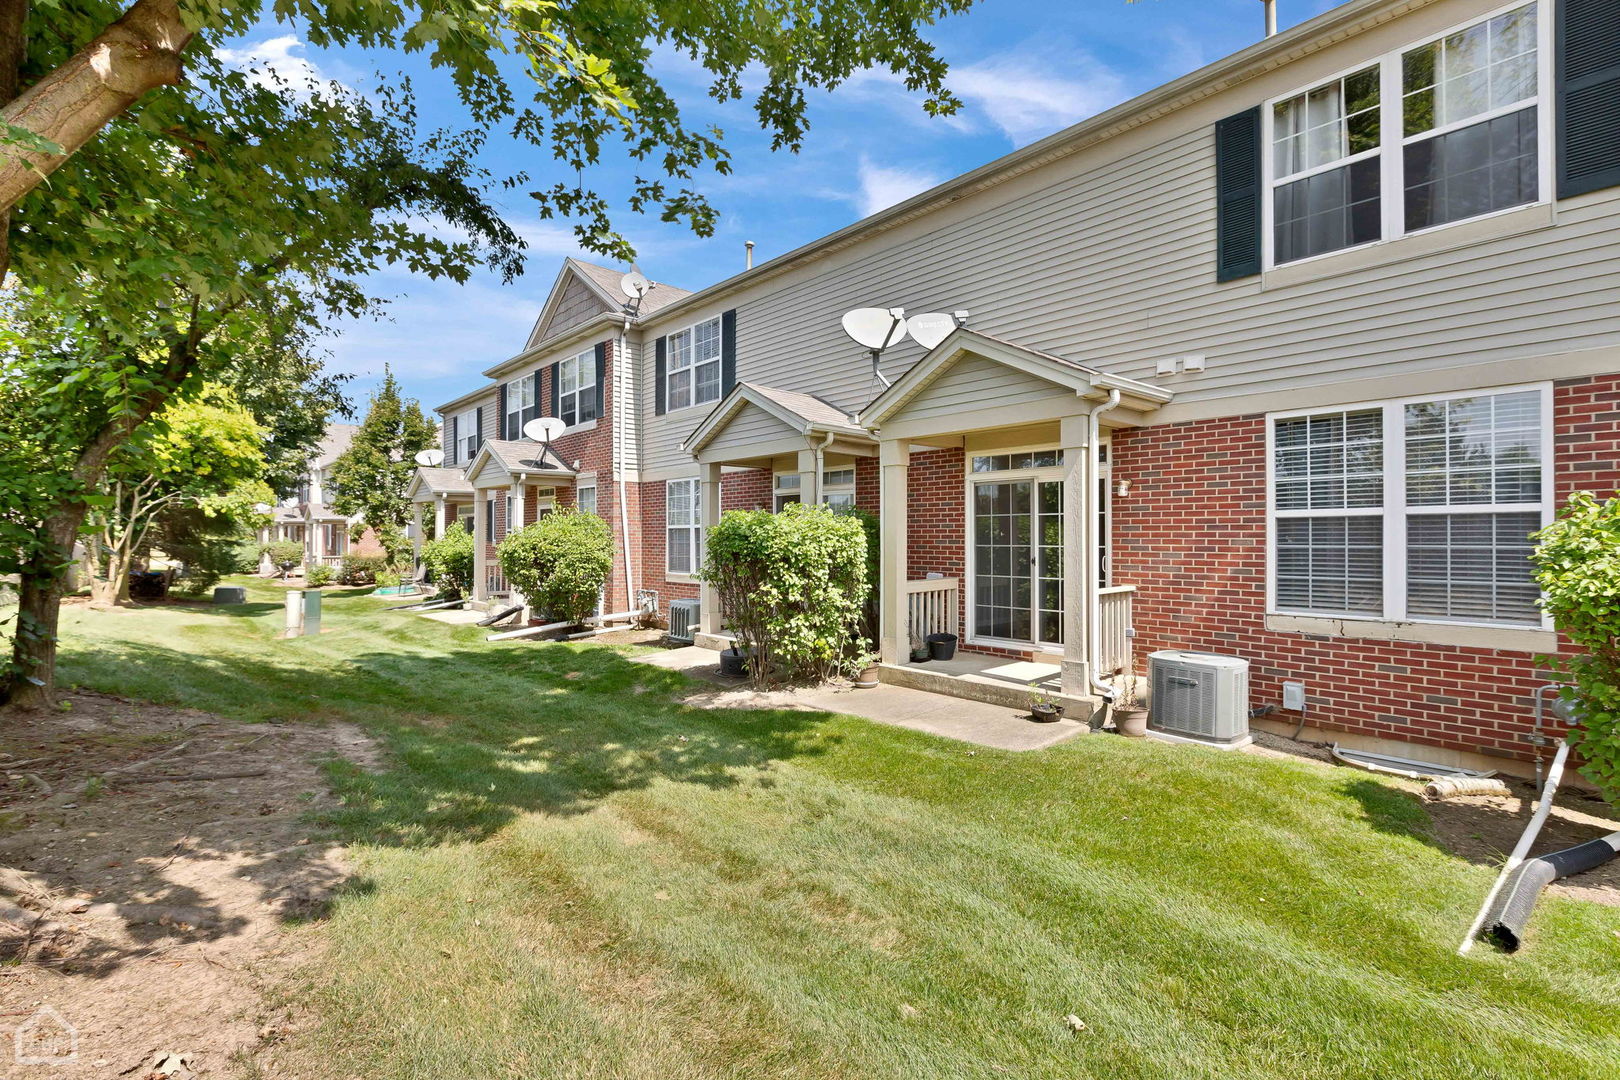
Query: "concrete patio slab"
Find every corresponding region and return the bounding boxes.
[632,646,1089,752]
[416,607,486,624]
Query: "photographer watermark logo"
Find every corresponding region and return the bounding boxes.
[14,1005,77,1066]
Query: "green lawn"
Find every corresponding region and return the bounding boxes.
[39,579,1620,1079]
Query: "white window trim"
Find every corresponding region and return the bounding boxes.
[558,349,597,428]
[1260,0,1553,272]
[821,467,856,508]
[451,406,480,466]
[962,449,1069,652]
[1264,381,1555,632]
[576,483,597,516]
[663,315,724,415]
[504,372,536,440]
[666,478,703,579]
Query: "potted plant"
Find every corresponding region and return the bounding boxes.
[908,627,930,664]
[1111,652,1149,737]
[1028,683,1064,723]
[850,651,881,689]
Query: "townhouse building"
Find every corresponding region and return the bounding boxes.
[413,0,1620,775]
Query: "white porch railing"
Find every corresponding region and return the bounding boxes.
[902,577,959,643]
[1098,585,1136,673]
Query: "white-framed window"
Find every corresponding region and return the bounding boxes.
[453,406,481,465]
[666,478,703,575]
[558,350,598,427]
[505,492,522,538]
[504,374,536,440]
[822,467,856,510]
[666,316,722,411]
[773,472,801,512]
[1265,1,1548,267]
[576,484,597,516]
[1268,384,1551,628]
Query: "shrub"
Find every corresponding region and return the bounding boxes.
[701,502,869,684]
[1532,492,1620,802]
[844,505,880,643]
[306,563,336,587]
[263,541,304,578]
[169,538,248,597]
[377,568,402,589]
[422,527,474,599]
[340,553,389,585]
[497,509,614,626]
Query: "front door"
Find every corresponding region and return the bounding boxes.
[972,478,1063,646]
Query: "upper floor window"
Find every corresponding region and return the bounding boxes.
[451,406,481,465]
[667,316,722,411]
[1267,2,1546,267]
[504,374,535,441]
[558,350,598,427]
[1269,385,1549,627]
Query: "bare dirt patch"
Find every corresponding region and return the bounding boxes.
[0,691,379,1077]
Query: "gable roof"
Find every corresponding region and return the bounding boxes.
[465,438,577,488]
[523,258,692,350]
[857,328,1172,429]
[683,381,869,455]
[408,467,476,501]
[312,423,359,469]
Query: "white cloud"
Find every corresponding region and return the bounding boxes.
[948,53,1126,145]
[853,157,943,218]
[214,35,344,98]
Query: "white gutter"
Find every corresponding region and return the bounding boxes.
[1084,388,1122,700]
[810,429,836,504]
[615,315,637,609]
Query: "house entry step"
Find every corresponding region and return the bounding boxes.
[876,655,1103,724]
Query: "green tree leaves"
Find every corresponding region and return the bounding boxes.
[497,509,614,626]
[327,368,440,561]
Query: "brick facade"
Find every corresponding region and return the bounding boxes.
[1108,375,1620,765]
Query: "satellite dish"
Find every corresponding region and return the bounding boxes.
[524,417,567,443]
[619,270,650,300]
[841,307,908,352]
[252,502,272,515]
[906,312,960,350]
[414,448,445,467]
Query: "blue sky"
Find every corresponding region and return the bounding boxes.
[224,0,1340,414]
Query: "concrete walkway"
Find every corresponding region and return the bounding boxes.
[633,646,1089,751]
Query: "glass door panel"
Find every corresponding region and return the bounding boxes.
[974,479,1063,646]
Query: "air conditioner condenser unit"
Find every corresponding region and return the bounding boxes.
[1147,650,1251,747]
[668,597,701,644]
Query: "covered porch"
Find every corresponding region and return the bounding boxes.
[858,327,1171,705]
[408,466,477,577]
[682,381,878,640]
[463,439,577,602]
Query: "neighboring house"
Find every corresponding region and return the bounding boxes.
[259,423,383,571]
[416,0,1620,776]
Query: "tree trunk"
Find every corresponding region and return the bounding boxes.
[0,0,26,278]
[3,509,82,711]
[0,0,193,215]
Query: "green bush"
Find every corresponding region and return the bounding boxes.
[422,527,474,599]
[497,509,614,627]
[340,553,389,585]
[263,540,304,578]
[1532,492,1620,802]
[844,505,880,643]
[377,568,402,588]
[306,563,336,587]
[701,502,869,683]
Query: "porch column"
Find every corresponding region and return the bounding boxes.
[699,461,723,635]
[434,496,448,541]
[1059,414,1091,695]
[411,502,425,576]
[472,493,488,601]
[878,439,909,665]
[796,448,819,506]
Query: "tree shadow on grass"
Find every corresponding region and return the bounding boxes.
[63,633,842,851]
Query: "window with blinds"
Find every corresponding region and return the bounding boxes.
[1270,386,1549,627]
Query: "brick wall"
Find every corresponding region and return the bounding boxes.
[1109,375,1620,764]
[633,467,774,615]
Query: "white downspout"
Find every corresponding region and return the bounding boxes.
[616,316,637,610]
[1084,388,1122,700]
[811,429,836,504]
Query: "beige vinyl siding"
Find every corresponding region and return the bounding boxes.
[631,0,1620,476]
[887,354,1072,426]
[702,402,798,456]
[476,391,499,444]
[540,276,609,345]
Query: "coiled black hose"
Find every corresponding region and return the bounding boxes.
[1483,832,1620,952]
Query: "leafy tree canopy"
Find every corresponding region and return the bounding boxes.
[327,367,439,544]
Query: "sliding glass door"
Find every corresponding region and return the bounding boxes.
[972,479,1063,646]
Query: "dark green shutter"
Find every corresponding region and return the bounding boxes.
[720,310,737,398]
[594,341,607,418]
[654,336,667,415]
[549,362,560,419]
[1214,107,1263,282]
[474,407,483,454]
[1558,0,1620,198]
[497,383,509,440]
[446,416,457,466]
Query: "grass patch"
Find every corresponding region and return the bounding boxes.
[41,578,1620,1079]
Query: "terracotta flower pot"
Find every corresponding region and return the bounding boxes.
[853,665,881,689]
[1113,706,1149,738]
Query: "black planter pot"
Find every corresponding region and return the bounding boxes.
[1030,703,1064,724]
[717,647,749,680]
[926,633,958,661]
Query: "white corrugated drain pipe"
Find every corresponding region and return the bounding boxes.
[1084,387,1122,701]
[616,315,637,611]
